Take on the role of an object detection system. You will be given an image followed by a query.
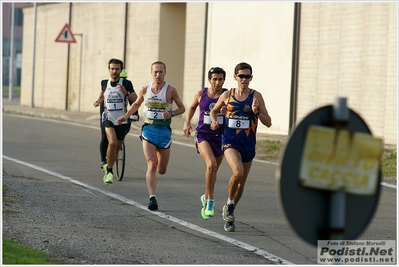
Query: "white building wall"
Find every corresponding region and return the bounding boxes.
[125,2,161,93]
[297,2,397,145]
[20,3,70,110]
[125,3,161,116]
[69,2,127,112]
[19,2,397,145]
[182,3,207,124]
[205,2,295,135]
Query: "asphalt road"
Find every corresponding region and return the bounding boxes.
[2,113,397,265]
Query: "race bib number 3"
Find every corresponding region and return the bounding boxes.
[204,114,224,125]
[228,118,250,129]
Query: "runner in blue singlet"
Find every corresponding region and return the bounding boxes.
[210,62,272,232]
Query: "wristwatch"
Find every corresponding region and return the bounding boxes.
[126,91,131,96]
[171,111,175,117]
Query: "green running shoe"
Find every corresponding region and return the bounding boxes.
[200,195,209,220]
[102,163,107,174]
[204,200,215,217]
[104,172,113,184]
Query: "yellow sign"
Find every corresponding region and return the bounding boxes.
[299,125,382,195]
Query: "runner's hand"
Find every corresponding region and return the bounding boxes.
[93,100,101,107]
[116,115,127,125]
[183,124,192,137]
[210,121,219,130]
[252,97,259,114]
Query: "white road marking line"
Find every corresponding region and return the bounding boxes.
[380,182,396,189]
[4,113,395,189]
[3,155,294,265]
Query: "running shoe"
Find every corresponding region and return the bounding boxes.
[102,163,108,173]
[103,172,113,184]
[102,164,108,183]
[148,196,158,211]
[100,161,106,169]
[224,221,235,232]
[200,195,209,220]
[204,200,215,217]
[222,204,235,222]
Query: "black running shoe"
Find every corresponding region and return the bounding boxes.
[222,204,235,222]
[224,221,235,232]
[148,196,158,211]
[100,161,106,170]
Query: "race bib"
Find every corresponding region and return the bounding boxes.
[106,99,124,111]
[204,114,224,125]
[147,109,164,120]
[228,118,250,129]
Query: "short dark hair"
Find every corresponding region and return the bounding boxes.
[208,67,226,79]
[151,61,166,71]
[108,58,124,70]
[234,62,252,75]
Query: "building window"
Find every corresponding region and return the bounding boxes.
[11,8,23,27]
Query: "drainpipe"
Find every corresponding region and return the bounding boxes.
[201,2,209,89]
[30,2,37,107]
[289,2,301,134]
[9,2,14,102]
[123,3,128,65]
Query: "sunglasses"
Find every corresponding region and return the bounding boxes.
[237,74,252,79]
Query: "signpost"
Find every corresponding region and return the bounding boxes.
[55,24,83,111]
[277,97,382,246]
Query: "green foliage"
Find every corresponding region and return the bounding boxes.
[2,239,52,264]
[3,183,9,204]
[257,139,283,161]
[3,183,19,214]
[2,86,21,97]
[262,139,283,153]
[381,151,397,178]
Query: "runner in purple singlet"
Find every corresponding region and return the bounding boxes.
[183,67,228,220]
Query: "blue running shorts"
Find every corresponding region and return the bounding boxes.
[223,144,256,163]
[140,123,172,149]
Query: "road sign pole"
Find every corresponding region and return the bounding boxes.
[74,33,83,112]
[329,97,348,241]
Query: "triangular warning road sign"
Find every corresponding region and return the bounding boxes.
[55,24,76,43]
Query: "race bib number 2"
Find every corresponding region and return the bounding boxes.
[147,110,164,120]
